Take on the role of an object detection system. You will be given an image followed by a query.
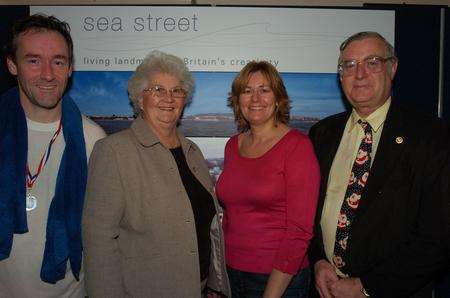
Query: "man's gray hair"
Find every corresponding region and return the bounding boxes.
[338,31,396,64]
[128,50,195,115]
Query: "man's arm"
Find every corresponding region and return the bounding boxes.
[308,124,340,298]
[307,124,328,266]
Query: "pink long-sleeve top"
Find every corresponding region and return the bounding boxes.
[216,129,320,275]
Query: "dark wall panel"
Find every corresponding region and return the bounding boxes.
[0,6,28,94]
[394,5,442,117]
[366,4,443,117]
[443,7,450,121]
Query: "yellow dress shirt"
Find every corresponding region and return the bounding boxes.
[320,98,391,276]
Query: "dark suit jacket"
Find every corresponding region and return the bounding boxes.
[308,104,450,297]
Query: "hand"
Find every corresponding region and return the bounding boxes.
[207,289,223,298]
[314,260,339,298]
[329,278,365,298]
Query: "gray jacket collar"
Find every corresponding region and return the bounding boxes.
[131,116,193,153]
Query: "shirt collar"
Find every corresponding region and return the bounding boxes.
[131,115,160,147]
[348,97,391,133]
[131,115,193,153]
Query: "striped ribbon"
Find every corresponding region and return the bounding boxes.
[26,121,63,189]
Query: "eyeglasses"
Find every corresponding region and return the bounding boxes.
[338,56,395,76]
[241,86,273,98]
[143,85,187,99]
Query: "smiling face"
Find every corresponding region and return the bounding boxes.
[340,37,397,117]
[7,29,72,122]
[238,71,277,128]
[140,72,185,132]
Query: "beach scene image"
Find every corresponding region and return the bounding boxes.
[69,71,345,134]
[67,70,346,180]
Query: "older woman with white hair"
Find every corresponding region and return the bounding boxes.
[82,51,230,297]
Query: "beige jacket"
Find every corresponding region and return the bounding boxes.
[82,117,230,298]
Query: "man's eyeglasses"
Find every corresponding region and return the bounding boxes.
[338,56,395,76]
[241,86,273,98]
[143,85,187,99]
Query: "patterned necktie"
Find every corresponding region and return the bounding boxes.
[332,120,373,272]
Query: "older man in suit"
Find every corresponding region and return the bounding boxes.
[309,31,449,298]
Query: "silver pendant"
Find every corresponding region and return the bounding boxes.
[26,193,37,211]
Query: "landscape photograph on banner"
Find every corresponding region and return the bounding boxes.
[68,70,343,136]
[68,70,344,181]
[31,5,395,180]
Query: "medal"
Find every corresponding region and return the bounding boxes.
[26,193,37,211]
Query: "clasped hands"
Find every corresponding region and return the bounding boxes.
[314,260,366,298]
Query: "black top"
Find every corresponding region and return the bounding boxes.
[169,146,216,281]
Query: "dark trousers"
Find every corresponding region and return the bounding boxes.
[227,266,310,298]
[435,268,450,298]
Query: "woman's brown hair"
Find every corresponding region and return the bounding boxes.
[228,61,291,132]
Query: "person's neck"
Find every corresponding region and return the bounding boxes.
[147,120,180,149]
[248,121,284,143]
[355,107,376,119]
[355,97,390,118]
[19,91,63,123]
[22,104,62,123]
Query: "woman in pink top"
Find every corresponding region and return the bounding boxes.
[216,61,320,297]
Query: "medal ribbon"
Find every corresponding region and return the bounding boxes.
[26,121,63,189]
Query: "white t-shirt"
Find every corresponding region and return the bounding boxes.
[0,116,105,298]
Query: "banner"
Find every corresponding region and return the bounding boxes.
[31,6,395,178]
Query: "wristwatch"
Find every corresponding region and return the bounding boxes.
[361,286,370,297]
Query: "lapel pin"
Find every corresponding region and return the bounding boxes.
[395,137,403,144]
